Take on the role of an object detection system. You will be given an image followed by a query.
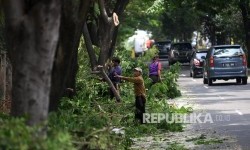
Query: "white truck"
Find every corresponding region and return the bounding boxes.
[126,30,152,57]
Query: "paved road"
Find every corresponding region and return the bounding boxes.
[176,64,250,150]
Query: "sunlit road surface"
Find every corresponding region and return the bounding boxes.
[177,64,250,150]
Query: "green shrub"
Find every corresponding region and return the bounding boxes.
[0,113,75,150]
[63,41,185,149]
[148,62,181,100]
[0,39,186,150]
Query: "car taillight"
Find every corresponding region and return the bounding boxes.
[209,56,214,67]
[194,59,200,66]
[242,54,247,66]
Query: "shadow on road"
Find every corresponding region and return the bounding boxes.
[208,82,244,86]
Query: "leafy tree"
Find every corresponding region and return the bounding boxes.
[161,0,199,41]
[83,0,130,101]
[194,0,250,63]
[238,0,250,62]
[119,0,166,42]
[194,0,242,45]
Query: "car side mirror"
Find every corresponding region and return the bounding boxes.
[201,56,206,60]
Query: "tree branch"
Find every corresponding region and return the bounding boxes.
[83,22,97,70]
[99,67,121,102]
[108,27,118,58]
[98,0,111,24]
[114,0,130,15]
[87,22,99,46]
[107,0,129,57]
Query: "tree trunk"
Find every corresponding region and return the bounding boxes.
[49,0,91,112]
[83,22,97,70]
[4,0,61,125]
[239,0,250,66]
[5,57,12,112]
[87,0,129,65]
[98,20,114,65]
[108,28,119,58]
[84,0,129,102]
[65,47,78,96]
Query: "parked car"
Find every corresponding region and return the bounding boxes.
[169,42,194,65]
[203,45,248,86]
[190,49,208,78]
[155,40,171,59]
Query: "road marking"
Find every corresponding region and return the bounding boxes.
[218,95,225,100]
[192,79,196,82]
[204,86,208,89]
[180,74,186,77]
[235,110,243,115]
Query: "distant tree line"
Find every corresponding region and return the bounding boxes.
[121,0,250,59]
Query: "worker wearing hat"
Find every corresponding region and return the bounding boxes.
[115,67,146,124]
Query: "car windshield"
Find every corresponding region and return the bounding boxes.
[213,47,243,57]
[196,52,207,59]
[172,43,192,50]
[156,42,171,51]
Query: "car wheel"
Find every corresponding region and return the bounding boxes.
[242,77,247,85]
[208,78,213,86]
[236,78,241,84]
[203,76,208,84]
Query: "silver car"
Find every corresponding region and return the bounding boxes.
[203,45,248,86]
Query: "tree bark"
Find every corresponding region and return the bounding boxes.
[86,0,129,66]
[4,0,61,125]
[98,21,114,65]
[108,28,119,58]
[83,22,97,70]
[239,0,250,66]
[96,0,114,65]
[49,0,91,112]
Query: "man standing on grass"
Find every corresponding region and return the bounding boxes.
[115,67,146,124]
